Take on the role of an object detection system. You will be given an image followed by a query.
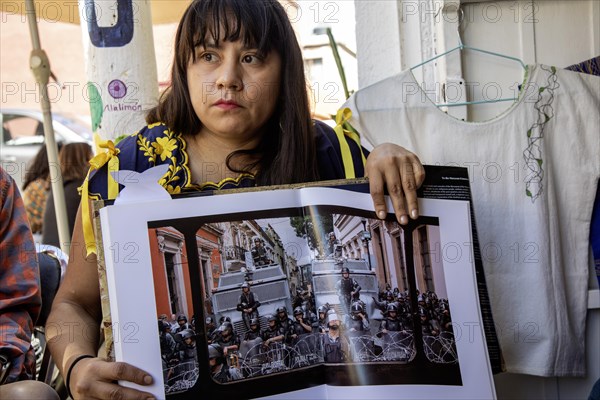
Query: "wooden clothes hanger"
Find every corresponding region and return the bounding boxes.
[410,7,527,108]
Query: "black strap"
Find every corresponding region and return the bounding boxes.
[66,354,94,399]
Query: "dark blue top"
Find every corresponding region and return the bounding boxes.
[88,120,368,199]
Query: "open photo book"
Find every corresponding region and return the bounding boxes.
[94,166,500,399]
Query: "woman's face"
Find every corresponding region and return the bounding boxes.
[187,38,282,143]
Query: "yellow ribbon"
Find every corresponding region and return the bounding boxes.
[333,108,367,179]
[81,134,120,255]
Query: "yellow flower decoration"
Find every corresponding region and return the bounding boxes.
[166,185,181,194]
[147,122,164,129]
[152,136,178,161]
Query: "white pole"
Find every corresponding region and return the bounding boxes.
[78,0,159,141]
[25,0,70,254]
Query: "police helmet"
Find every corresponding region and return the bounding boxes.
[219,316,231,324]
[250,318,260,326]
[276,306,287,314]
[241,282,250,289]
[386,303,398,313]
[351,301,364,314]
[267,314,277,323]
[158,320,169,333]
[208,343,223,359]
[205,316,214,325]
[181,329,195,340]
[218,322,233,333]
[341,267,350,274]
[177,314,188,323]
[293,307,304,316]
[317,305,328,315]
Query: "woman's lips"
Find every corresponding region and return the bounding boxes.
[214,99,241,110]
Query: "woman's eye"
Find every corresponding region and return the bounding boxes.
[201,53,214,62]
[242,55,260,64]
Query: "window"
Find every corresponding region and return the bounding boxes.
[3,115,44,143]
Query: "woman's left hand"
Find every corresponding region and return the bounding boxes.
[365,143,425,224]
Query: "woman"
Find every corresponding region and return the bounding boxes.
[42,142,93,247]
[21,144,62,236]
[47,1,424,399]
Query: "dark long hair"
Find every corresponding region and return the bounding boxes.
[146,0,318,185]
[58,142,93,183]
[23,143,62,190]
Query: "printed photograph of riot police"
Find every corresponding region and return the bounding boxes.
[156,312,200,394]
[186,216,325,383]
[307,210,461,385]
[148,209,461,391]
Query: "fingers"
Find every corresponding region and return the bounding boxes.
[91,381,156,400]
[400,161,418,221]
[72,359,155,400]
[385,166,409,224]
[368,169,388,220]
[99,361,154,387]
[395,153,425,223]
[365,144,425,224]
[367,157,409,224]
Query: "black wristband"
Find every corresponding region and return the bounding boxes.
[66,354,94,400]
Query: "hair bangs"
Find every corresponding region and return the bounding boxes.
[185,0,283,61]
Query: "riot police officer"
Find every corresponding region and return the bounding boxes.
[237,281,261,331]
[260,314,285,348]
[346,301,370,333]
[379,303,403,334]
[276,306,294,337]
[419,307,439,337]
[178,329,198,363]
[250,236,269,266]
[214,321,240,356]
[174,314,192,334]
[159,320,178,366]
[335,267,361,315]
[313,304,329,333]
[208,343,243,383]
[290,306,313,342]
[205,316,217,344]
[243,318,262,341]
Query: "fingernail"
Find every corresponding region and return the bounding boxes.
[144,375,153,385]
[377,210,386,219]
[411,209,418,219]
[400,215,408,225]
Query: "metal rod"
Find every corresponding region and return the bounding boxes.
[25,0,71,254]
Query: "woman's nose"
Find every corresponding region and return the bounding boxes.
[216,60,242,90]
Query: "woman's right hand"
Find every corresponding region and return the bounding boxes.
[69,357,155,400]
